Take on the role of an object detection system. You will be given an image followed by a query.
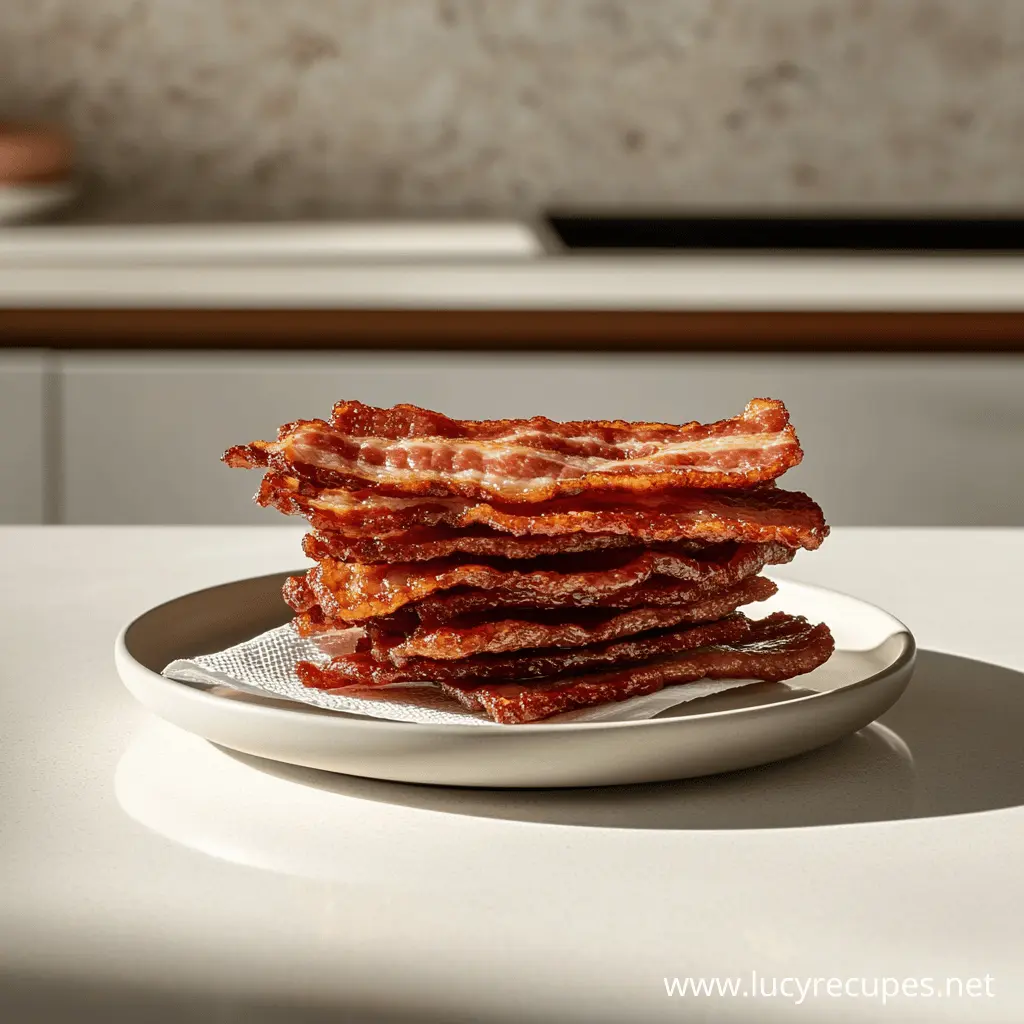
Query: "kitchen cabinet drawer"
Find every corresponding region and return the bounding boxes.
[58,352,1024,526]
[0,351,46,523]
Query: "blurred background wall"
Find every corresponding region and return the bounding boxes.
[5,351,1017,526]
[2,0,1022,221]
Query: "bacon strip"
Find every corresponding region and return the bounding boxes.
[260,474,828,551]
[371,576,779,662]
[296,614,754,688]
[287,572,762,643]
[224,398,803,501]
[302,527,690,564]
[440,613,835,723]
[405,576,762,622]
[291,542,791,622]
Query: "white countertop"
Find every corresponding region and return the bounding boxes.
[0,223,1022,309]
[2,526,1022,1023]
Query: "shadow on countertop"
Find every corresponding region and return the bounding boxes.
[230,649,1024,830]
[0,969,533,1024]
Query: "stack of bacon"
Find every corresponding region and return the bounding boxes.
[223,398,834,724]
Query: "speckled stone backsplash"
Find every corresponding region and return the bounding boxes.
[2,0,1022,220]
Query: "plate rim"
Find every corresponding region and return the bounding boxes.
[115,571,916,735]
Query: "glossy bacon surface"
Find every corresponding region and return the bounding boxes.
[302,526,690,564]
[439,613,835,723]
[409,569,790,624]
[260,474,828,551]
[296,614,754,688]
[286,542,792,622]
[224,398,803,501]
[370,576,779,662]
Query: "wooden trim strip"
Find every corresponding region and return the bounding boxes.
[1,309,1022,350]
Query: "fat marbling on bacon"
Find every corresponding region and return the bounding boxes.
[223,398,803,502]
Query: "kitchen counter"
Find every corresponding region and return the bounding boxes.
[2,526,1022,1023]
[0,222,1021,354]
[1,223,1023,350]
[1,253,1024,311]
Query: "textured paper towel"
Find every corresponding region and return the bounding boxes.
[163,623,760,727]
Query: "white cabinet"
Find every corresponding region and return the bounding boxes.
[58,352,1024,526]
[0,351,46,524]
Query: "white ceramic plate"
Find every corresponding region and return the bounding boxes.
[115,573,915,788]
